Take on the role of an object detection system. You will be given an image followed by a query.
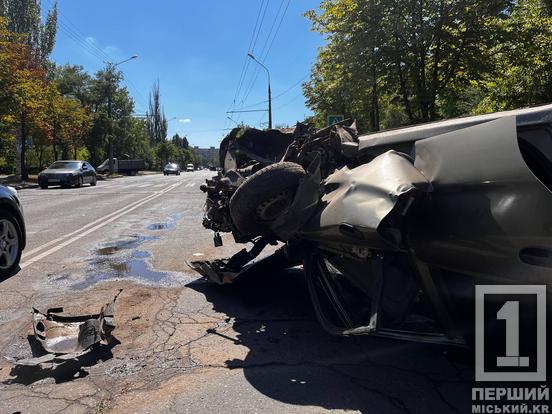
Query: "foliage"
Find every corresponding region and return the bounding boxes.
[146,80,168,145]
[0,0,57,65]
[303,0,552,132]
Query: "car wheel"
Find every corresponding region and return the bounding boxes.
[229,162,305,238]
[90,177,97,186]
[75,176,83,188]
[40,184,48,189]
[0,210,22,278]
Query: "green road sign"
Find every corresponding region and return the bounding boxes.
[327,114,344,126]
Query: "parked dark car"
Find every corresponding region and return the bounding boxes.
[0,185,25,278]
[163,163,181,176]
[38,160,97,189]
[192,104,552,347]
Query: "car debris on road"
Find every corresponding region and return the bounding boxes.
[5,289,121,369]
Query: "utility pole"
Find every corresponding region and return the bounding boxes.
[104,55,138,175]
[248,53,272,129]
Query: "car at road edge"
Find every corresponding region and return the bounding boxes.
[0,184,25,278]
[38,160,97,189]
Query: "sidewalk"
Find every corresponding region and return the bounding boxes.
[0,174,39,190]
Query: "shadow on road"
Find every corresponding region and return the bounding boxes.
[188,268,474,413]
[5,336,119,385]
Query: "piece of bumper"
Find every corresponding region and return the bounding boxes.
[6,290,121,367]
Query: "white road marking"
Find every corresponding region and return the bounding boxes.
[20,182,181,269]
[185,183,196,188]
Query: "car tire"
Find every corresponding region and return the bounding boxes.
[229,162,305,238]
[90,177,97,186]
[40,184,48,189]
[0,209,23,279]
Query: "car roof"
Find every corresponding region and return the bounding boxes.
[358,103,552,151]
[53,160,84,163]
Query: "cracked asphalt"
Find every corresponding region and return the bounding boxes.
[0,171,474,413]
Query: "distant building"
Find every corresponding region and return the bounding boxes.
[193,146,219,167]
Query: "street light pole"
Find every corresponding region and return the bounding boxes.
[105,55,138,174]
[247,53,272,129]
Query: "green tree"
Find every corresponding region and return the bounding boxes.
[304,0,515,131]
[0,0,57,64]
[156,140,178,166]
[146,80,168,145]
[171,133,189,149]
[471,0,552,113]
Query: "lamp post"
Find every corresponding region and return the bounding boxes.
[247,53,272,129]
[106,55,138,174]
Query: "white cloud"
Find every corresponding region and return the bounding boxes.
[84,37,121,60]
[179,118,192,124]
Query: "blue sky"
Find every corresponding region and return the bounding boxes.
[47,0,324,148]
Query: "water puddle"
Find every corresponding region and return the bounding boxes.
[72,211,194,290]
[105,250,168,283]
[146,212,182,231]
[72,235,170,290]
[147,222,174,230]
[96,235,157,256]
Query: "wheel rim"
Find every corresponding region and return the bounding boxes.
[0,219,19,270]
[256,189,293,221]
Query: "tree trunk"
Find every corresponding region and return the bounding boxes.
[19,112,28,180]
[52,124,58,161]
[370,62,380,131]
[395,58,413,123]
[429,0,445,120]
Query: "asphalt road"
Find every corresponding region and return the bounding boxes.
[0,172,475,413]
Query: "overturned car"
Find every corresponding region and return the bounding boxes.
[192,105,552,346]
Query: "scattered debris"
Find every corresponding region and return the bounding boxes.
[5,289,122,368]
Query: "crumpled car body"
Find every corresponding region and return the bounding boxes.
[195,105,552,345]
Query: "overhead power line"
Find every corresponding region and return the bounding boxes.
[239,0,291,107]
[239,74,308,110]
[46,0,149,111]
[231,0,269,108]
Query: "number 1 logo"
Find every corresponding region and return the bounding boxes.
[475,285,546,382]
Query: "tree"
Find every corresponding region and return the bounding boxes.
[146,80,168,145]
[53,64,92,105]
[470,0,552,113]
[0,1,57,178]
[171,133,189,149]
[156,140,178,166]
[304,0,516,131]
[0,0,57,65]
